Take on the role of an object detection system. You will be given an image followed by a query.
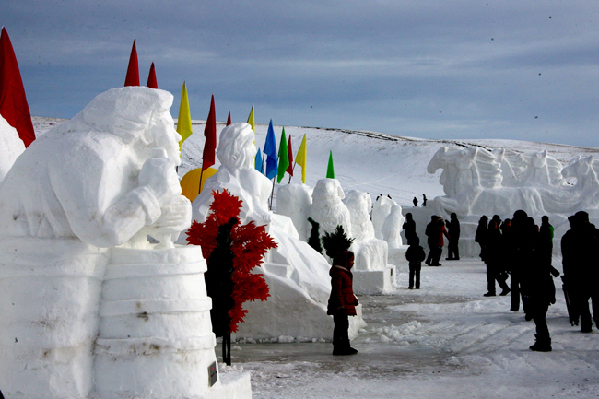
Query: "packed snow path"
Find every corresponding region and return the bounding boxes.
[229,259,599,398]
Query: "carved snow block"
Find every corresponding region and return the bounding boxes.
[352,265,396,295]
[0,238,108,399]
[93,245,251,399]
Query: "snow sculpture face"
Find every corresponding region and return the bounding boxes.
[72,87,182,166]
[217,123,256,171]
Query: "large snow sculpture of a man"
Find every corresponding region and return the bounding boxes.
[0,87,191,248]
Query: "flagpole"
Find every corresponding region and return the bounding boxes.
[198,163,205,195]
[287,161,297,184]
[269,178,276,210]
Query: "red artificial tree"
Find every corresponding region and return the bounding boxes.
[186,189,276,364]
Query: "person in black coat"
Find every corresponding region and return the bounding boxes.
[402,213,417,246]
[446,213,461,260]
[509,210,537,313]
[561,211,599,333]
[413,197,418,207]
[524,244,560,352]
[405,236,426,289]
[483,219,510,297]
[425,215,438,265]
[475,215,488,261]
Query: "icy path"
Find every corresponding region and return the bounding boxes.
[229,259,599,398]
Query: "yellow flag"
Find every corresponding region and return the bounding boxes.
[177,82,193,151]
[295,134,307,183]
[247,106,255,133]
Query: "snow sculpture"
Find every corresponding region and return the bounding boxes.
[275,183,313,241]
[311,178,352,236]
[382,204,404,249]
[0,116,25,182]
[371,195,396,239]
[560,155,599,210]
[344,190,375,242]
[0,87,249,399]
[193,124,363,339]
[428,146,547,216]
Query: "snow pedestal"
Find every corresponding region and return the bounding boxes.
[350,240,395,295]
[0,238,109,399]
[93,245,251,399]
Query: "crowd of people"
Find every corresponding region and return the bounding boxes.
[401,209,598,353]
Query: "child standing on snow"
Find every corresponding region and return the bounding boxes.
[327,251,359,356]
[405,236,426,289]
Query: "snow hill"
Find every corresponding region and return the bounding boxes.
[32,116,599,208]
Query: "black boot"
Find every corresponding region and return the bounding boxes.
[333,339,358,356]
[529,334,552,352]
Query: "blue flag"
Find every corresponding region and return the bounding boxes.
[255,147,264,174]
[264,120,278,179]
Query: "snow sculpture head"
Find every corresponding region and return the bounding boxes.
[59,87,183,165]
[311,178,351,236]
[0,87,191,249]
[217,123,256,172]
[343,190,375,241]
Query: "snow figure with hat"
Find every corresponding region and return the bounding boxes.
[0,87,251,399]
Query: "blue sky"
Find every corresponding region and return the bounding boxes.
[3,0,599,147]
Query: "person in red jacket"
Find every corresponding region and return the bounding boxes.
[327,251,359,356]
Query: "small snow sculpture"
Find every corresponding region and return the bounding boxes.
[371,195,396,239]
[276,183,313,241]
[382,204,404,249]
[310,178,351,236]
[343,190,375,241]
[0,87,191,248]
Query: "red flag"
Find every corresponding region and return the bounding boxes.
[123,41,139,87]
[226,111,231,126]
[202,94,217,170]
[146,62,158,88]
[0,27,35,147]
[286,135,294,176]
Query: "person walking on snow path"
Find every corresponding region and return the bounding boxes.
[446,213,460,260]
[405,236,426,289]
[327,251,359,356]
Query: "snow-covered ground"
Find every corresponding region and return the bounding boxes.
[234,259,599,399]
[30,117,599,398]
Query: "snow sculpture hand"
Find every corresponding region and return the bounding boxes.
[152,195,192,249]
[138,148,181,207]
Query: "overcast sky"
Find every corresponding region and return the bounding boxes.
[3,1,599,147]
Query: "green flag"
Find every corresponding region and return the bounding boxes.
[326,150,335,179]
[277,127,289,183]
